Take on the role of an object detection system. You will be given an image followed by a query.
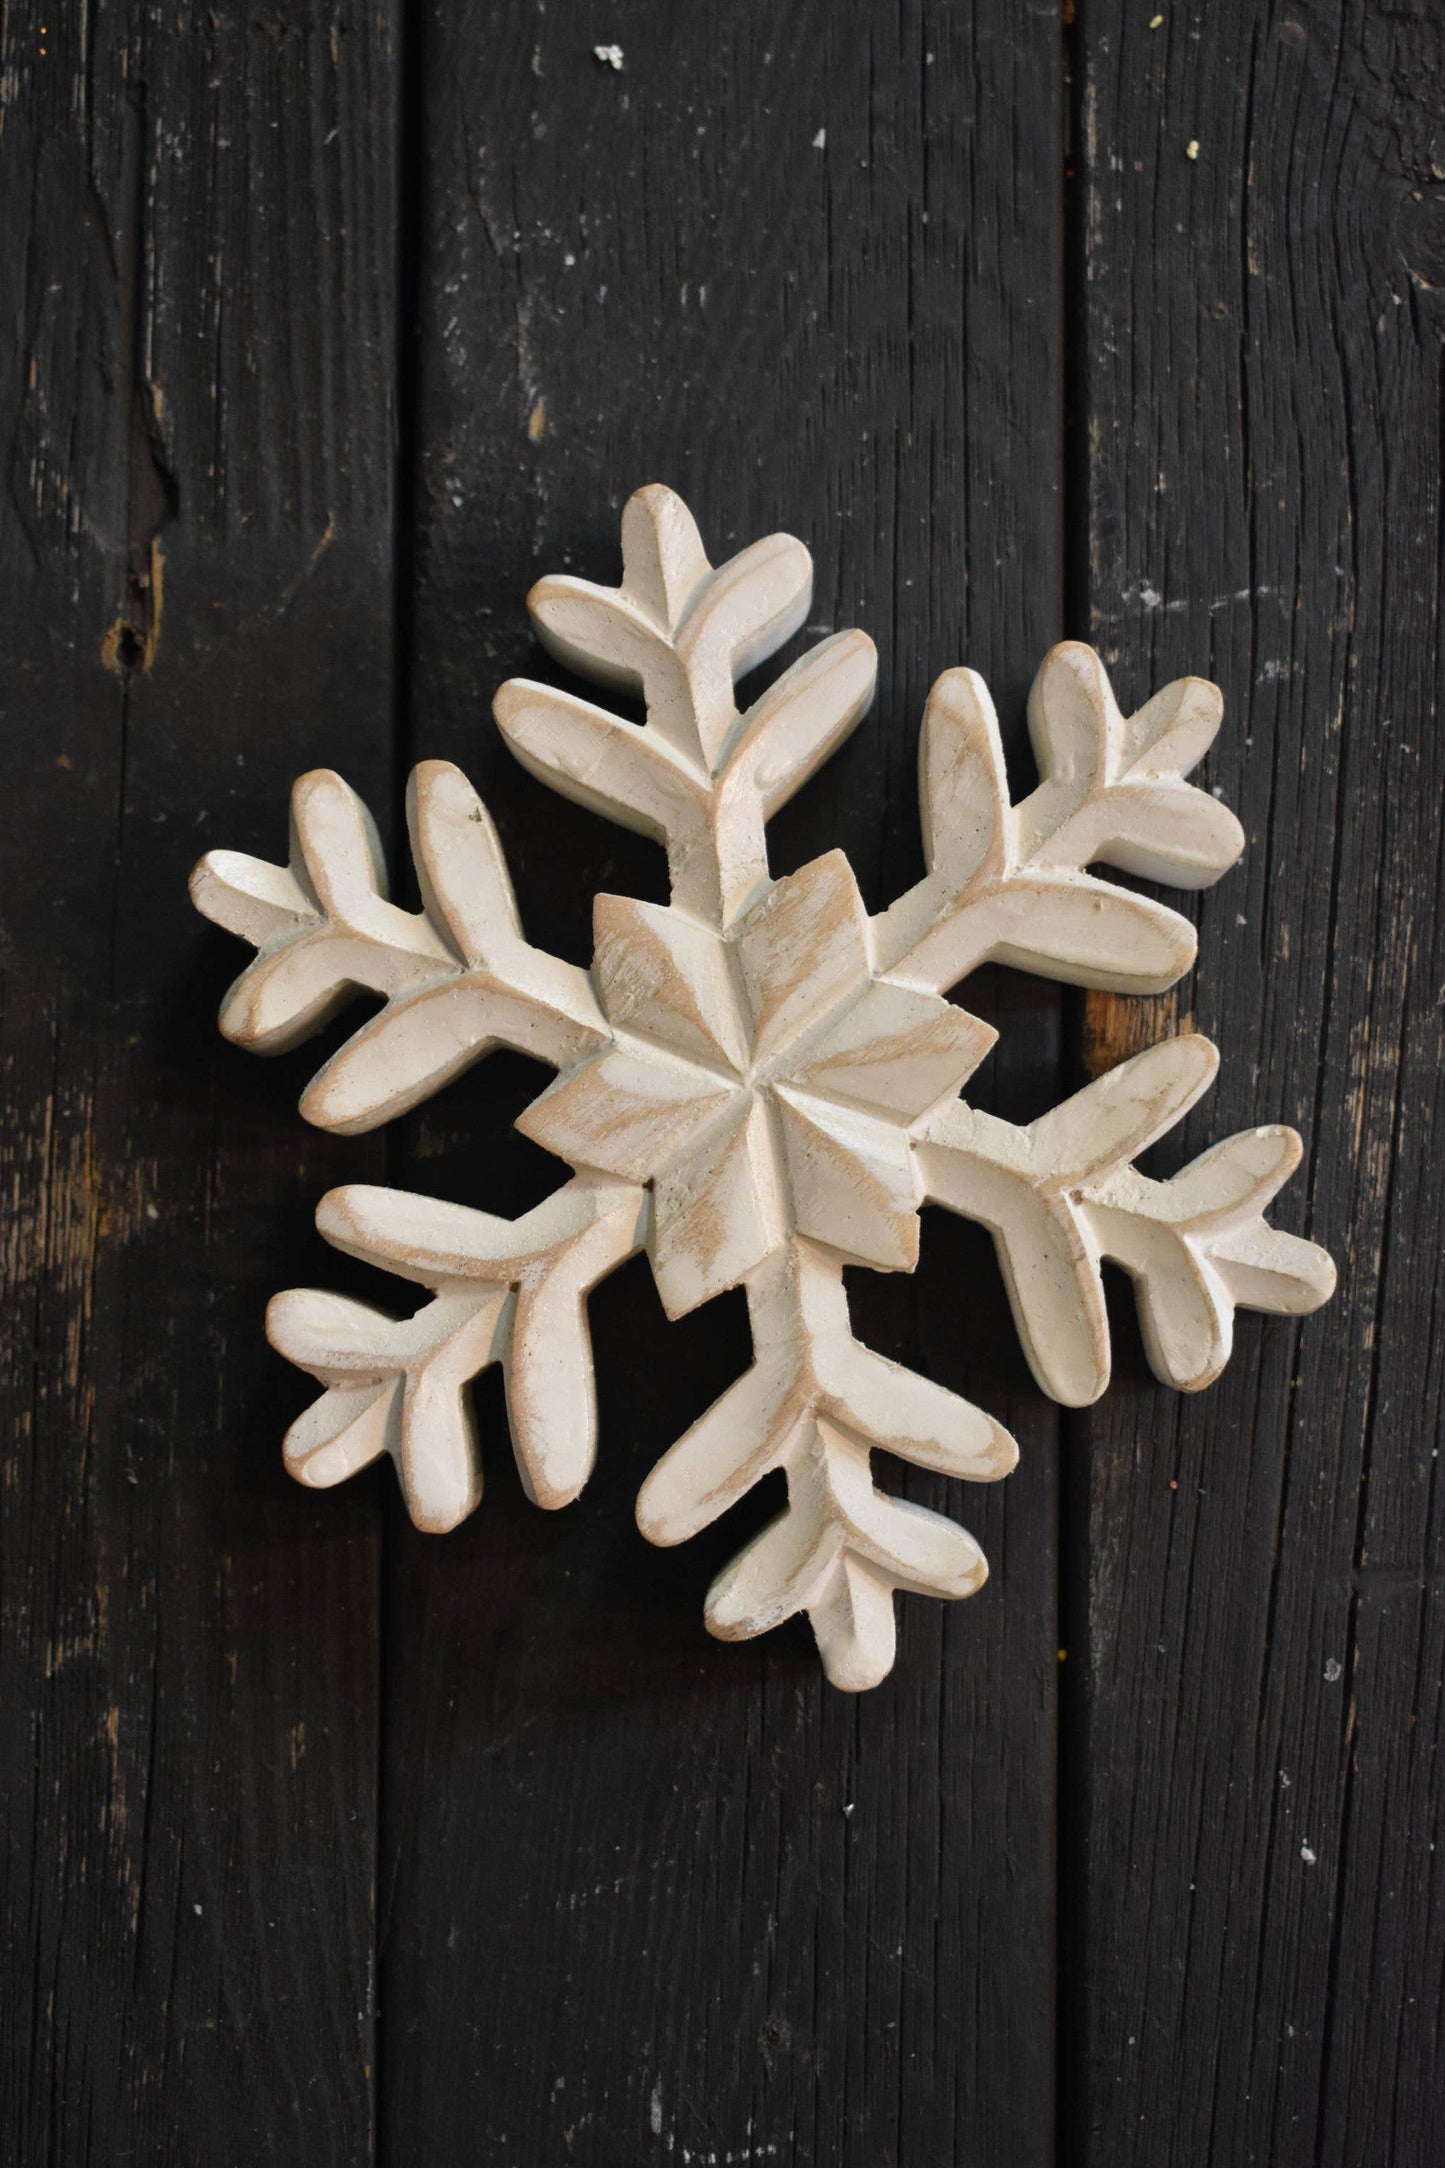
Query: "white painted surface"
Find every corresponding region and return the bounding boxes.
[194,486,1334,1688]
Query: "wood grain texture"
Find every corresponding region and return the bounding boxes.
[5,0,1438,2159]
[385,0,1063,2159]
[0,4,398,2158]
[1069,3,1444,2162]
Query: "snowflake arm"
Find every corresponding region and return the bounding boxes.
[636,1240,1017,1691]
[191,759,606,1132]
[871,645,1246,995]
[268,1176,647,1528]
[915,1035,1336,1402]
[493,483,878,928]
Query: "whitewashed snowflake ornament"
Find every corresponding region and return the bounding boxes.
[191,485,1335,1690]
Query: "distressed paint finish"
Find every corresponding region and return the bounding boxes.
[194,485,1331,1695]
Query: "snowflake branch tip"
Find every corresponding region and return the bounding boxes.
[268,1176,647,1525]
[1084,1118,1335,1390]
[526,483,814,770]
[496,486,876,927]
[192,760,605,1134]
[873,644,1243,996]
[637,1242,1016,1687]
[1021,644,1244,888]
[918,1035,1333,1402]
[191,768,451,1052]
[710,1483,989,1693]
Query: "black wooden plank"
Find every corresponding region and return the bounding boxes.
[380,4,1065,2161]
[0,5,398,2158]
[1068,3,1444,2162]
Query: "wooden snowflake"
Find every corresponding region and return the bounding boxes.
[192,486,1335,1690]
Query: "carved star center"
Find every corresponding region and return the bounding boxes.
[518,848,994,1317]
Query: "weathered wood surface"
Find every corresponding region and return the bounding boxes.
[1070,4,1445,2164]
[1,1,1438,2164]
[0,4,397,2159]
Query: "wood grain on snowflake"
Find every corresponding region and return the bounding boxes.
[192,486,1335,1690]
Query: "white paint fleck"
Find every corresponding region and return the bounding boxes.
[813,128,827,149]
[1323,1657,1342,1682]
[594,43,624,70]
[1301,1842,1317,1865]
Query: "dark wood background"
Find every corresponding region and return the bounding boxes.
[2,2,1440,2161]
